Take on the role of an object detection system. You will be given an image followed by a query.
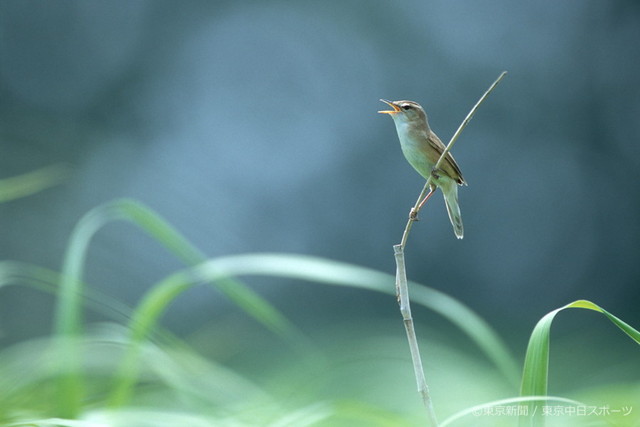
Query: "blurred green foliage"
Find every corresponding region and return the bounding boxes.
[0,200,637,426]
[0,165,68,203]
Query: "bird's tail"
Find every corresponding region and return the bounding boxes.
[441,181,464,239]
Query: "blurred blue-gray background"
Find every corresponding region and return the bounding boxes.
[1,1,639,353]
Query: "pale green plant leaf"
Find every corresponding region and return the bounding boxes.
[0,164,68,202]
[519,299,640,426]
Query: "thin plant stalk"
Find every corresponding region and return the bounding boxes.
[393,71,507,426]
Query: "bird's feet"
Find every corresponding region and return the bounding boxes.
[431,168,443,180]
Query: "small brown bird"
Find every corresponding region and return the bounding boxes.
[379,99,466,239]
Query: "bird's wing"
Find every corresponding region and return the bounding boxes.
[427,131,466,185]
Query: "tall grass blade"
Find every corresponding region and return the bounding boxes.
[0,261,133,325]
[108,252,519,407]
[0,164,69,202]
[519,299,640,426]
[197,253,521,384]
[54,199,299,416]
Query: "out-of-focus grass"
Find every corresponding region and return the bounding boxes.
[54,199,301,417]
[0,199,638,426]
[0,164,69,202]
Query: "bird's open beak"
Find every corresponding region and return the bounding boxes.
[378,99,400,115]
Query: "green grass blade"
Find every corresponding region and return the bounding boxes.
[570,299,640,343]
[53,198,292,338]
[519,299,640,425]
[108,252,519,406]
[108,270,211,406]
[199,253,521,384]
[0,164,69,202]
[107,199,299,339]
[521,299,640,397]
[54,199,300,417]
[0,261,134,326]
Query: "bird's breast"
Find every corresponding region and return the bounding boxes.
[396,131,435,180]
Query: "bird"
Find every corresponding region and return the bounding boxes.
[379,99,466,239]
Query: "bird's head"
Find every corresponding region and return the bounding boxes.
[378,99,428,127]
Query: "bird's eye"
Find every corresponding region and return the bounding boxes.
[401,104,412,110]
